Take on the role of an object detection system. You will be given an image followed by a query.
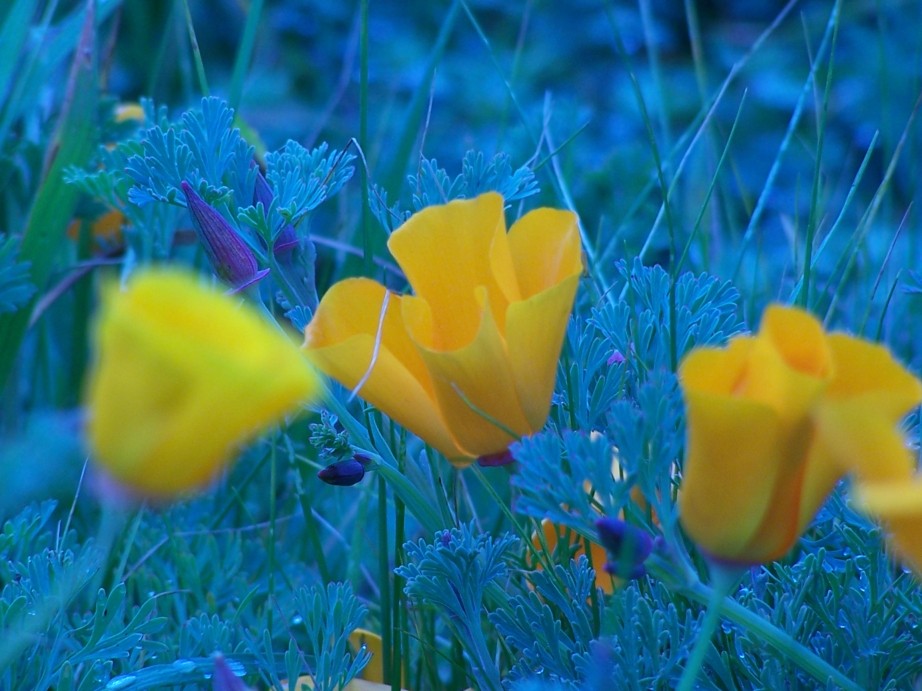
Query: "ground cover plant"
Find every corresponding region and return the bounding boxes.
[2,0,922,689]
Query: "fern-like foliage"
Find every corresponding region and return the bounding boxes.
[397,523,517,691]
[589,259,746,381]
[491,557,604,687]
[370,151,539,233]
[291,582,370,691]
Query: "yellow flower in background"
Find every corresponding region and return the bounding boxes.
[532,518,615,593]
[678,304,922,564]
[85,268,320,498]
[304,193,582,464]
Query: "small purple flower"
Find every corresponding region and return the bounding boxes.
[318,455,371,486]
[595,517,653,580]
[181,181,268,291]
[607,350,625,366]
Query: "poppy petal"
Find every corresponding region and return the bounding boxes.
[403,287,531,459]
[387,193,513,348]
[505,275,579,429]
[304,278,467,459]
[825,334,922,418]
[678,383,785,561]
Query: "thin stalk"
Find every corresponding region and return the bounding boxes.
[228,0,263,112]
[359,0,372,275]
[180,0,209,95]
[801,0,840,309]
[378,476,393,688]
[266,436,277,634]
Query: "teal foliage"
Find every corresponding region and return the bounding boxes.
[370,150,539,233]
[292,581,370,691]
[398,523,518,690]
[0,235,34,313]
[491,557,603,687]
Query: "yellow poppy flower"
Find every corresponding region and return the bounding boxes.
[678,304,922,564]
[850,479,922,578]
[85,268,320,498]
[303,193,582,464]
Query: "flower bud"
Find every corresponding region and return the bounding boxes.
[181,181,268,290]
[595,517,652,580]
[318,456,370,486]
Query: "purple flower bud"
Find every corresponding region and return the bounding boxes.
[253,168,299,255]
[318,457,369,486]
[595,517,653,580]
[477,448,515,467]
[181,181,268,290]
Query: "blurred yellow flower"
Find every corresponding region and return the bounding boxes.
[852,480,922,577]
[678,304,921,564]
[303,193,582,464]
[85,268,320,498]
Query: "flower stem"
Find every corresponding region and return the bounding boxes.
[676,565,739,691]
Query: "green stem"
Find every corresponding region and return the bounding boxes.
[677,567,737,691]
[267,437,277,635]
[359,0,372,276]
[378,475,393,687]
[180,0,209,96]
[228,0,263,112]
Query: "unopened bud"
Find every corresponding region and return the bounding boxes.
[181,181,268,291]
[318,455,370,486]
[595,517,652,580]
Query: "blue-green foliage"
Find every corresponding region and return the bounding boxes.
[124,97,253,205]
[491,557,603,687]
[585,582,700,689]
[590,259,746,379]
[258,141,355,232]
[0,504,168,691]
[0,235,34,313]
[292,581,370,691]
[512,430,633,537]
[370,150,539,233]
[398,523,517,690]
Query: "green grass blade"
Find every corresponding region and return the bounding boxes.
[0,0,99,392]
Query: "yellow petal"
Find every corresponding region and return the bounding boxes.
[741,330,827,428]
[386,193,513,349]
[506,206,582,298]
[86,269,319,497]
[677,387,789,561]
[403,287,531,459]
[852,479,922,576]
[825,333,922,419]
[680,338,754,396]
[760,305,833,379]
[813,401,915,483]
[505,275,579,429]
[304,278,467,460]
